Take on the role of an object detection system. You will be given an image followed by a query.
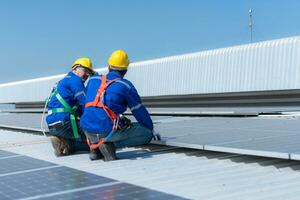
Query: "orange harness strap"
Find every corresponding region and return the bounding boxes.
[85,75,120,149]
[85,75,120,121]
[86,138,107,149]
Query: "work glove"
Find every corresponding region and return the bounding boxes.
[152,130,161,141]
[119,114,132,129]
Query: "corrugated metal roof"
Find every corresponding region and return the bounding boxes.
[2,35,300,103]
[2,130,300,200]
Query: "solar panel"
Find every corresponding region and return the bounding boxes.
[1,113,300,161]
[0,149,17,158]
[153,117,300,160]
[0,113,48,132]
[0,155,55,175]
[0,151,185,200]
[0,166,117,200]
[0,114,176,132]
[146,106,300,114]
[35,183,186,200]
[206,134,300,159]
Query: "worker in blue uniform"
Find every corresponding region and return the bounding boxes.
[80,50,159,161]
[46,58,94,156]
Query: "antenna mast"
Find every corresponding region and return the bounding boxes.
[249,9,253,43]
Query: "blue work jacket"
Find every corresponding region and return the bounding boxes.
[46,71,86,125]
[80,71,153,134]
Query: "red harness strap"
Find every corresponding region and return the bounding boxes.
[85,75,120,149]
[85,75,120,121]
[86,138,107,149]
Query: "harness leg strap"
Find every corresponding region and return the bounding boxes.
[86,138,107,149]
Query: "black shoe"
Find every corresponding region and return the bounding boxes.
[99,143,117,161]
[50,136,71,157]
[89,148,103,161]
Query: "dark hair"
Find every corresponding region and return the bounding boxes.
[108,66,127,76]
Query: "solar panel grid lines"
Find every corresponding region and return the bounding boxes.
[0,155,56,175]
[1,165,112,199]
[0,150,187,200]
[0,150,17,157]
[0,166,61,178]
[18,182,121,200]
[30,183,187,200]
[0,154,23,160]
[3,131,300,200]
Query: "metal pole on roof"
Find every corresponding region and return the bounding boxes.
[249,9,253,43]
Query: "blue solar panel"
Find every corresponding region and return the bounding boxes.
[0,156,55,175]
[0,166,117,200]
[154,117,300,160]
[206,134,300,158]
[38,183,187,200]
[0,151,184,200]
[0,150,17,158]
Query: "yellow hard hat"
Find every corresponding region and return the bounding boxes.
[108,50,130,70]
[72,57,94,74]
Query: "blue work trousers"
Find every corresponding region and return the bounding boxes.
[48,121,89,152]
[84,123,153,148]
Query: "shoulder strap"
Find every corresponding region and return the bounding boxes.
[55,90,72,111]
[48,89,80,139]
[85,75,121,128]
[85,75,120,108]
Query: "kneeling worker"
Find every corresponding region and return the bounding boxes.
[46,58,94,156]
[80,50,155,161]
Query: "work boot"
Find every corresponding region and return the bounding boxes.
[89,148,103,161]
[99,142,117,161]
[50,136,71,157]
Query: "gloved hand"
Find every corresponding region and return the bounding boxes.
[152,130,161,141]
[119,115,132,129]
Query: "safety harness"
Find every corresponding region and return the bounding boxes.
[85,75,120,149]
[47,89,80,139]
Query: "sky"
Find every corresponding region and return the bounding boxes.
[1,0,300,83]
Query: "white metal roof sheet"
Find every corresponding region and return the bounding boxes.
[2,35,300,103]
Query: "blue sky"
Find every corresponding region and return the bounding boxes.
[1,0,300,83]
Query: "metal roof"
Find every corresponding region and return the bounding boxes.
[2,35,300,103]
[1,130,300,200]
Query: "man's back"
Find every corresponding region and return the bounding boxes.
[80,71,153,134]
[46,71,85,125]
[45,58,94,157]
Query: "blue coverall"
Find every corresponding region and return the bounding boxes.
[80,71,153,148]
[46,71,89,151]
